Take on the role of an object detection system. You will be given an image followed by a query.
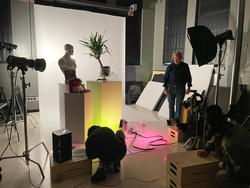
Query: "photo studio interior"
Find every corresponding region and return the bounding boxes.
[0,0,250,188]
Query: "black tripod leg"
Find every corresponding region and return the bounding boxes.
[28,142,49,154]
[29,158,45,179]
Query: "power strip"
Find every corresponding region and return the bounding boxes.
[26,96,39,101]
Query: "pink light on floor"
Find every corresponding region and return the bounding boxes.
[125,122,169,151]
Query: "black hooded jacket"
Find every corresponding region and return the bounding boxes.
[85,127,127,165]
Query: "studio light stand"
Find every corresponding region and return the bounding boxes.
[0,56,48,181]
[187,26,234,105]
[214,42,225,105]
[0,69,49,180]
[4,70,21,141]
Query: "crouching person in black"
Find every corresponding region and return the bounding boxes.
[85,126,127,183]
[197,105,250,188]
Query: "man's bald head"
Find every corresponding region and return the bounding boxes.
[173,51,182,65]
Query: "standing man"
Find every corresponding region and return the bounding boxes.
[163,51,192,125]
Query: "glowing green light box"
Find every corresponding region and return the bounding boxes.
[86,81,122,133]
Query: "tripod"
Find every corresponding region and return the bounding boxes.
[0,69,49,180]
[182,91,203,150]
[4,70,22,141]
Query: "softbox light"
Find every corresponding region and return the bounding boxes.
[187,26,217,66]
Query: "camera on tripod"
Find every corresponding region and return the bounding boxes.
[183,90,203,109]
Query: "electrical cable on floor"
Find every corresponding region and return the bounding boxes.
[101,176,166,187]
[127,128,169,151]
[72,176,166,188]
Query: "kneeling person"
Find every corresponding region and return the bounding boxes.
[85,126,127,183]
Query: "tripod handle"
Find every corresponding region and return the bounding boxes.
[25,82,31,88]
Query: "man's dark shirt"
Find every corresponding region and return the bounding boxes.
[163,62,192,89]
[85,127,127,166]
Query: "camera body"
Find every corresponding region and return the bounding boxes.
[183,90,203,109]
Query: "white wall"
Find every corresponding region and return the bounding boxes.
[184,0,197,64]
[34,5,125,150]
[239,0,250,85]
[135,8,155,84]
[152,0,166,71]
[0,1,39,110]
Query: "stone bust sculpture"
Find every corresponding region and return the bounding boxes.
[58,44,77,82]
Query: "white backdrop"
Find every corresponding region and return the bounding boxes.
[34,5,125,150]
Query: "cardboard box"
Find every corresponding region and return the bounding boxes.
[167,126,186,143]
[50,147,91,182]
[166,151,219,185]
[166,175,219,188]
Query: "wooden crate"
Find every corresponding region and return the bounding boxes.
[166,175,219,188]
[166,151,219,185]
[167,126,186,143]
[50,148,91,182]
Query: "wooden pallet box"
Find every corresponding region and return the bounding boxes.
[167,126,186,143]
[166,175,218,188]
[166,151,219,186]
[50,148,91,182]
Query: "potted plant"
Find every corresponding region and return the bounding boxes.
[79,32,111,80]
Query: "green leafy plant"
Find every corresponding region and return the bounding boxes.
[79,32,111,68]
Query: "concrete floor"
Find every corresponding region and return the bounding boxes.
[0,106,186,188]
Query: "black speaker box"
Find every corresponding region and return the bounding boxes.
[52,129,72,163]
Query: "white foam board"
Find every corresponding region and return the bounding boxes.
[136,81,164,110]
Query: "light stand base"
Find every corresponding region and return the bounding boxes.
[0,141,49,180]
[0,69,49,182]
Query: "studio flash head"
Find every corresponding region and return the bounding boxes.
[7,55,46,72]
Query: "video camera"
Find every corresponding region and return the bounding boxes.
[183,90,203,109]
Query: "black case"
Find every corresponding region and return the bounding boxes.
[52,129,72,163]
